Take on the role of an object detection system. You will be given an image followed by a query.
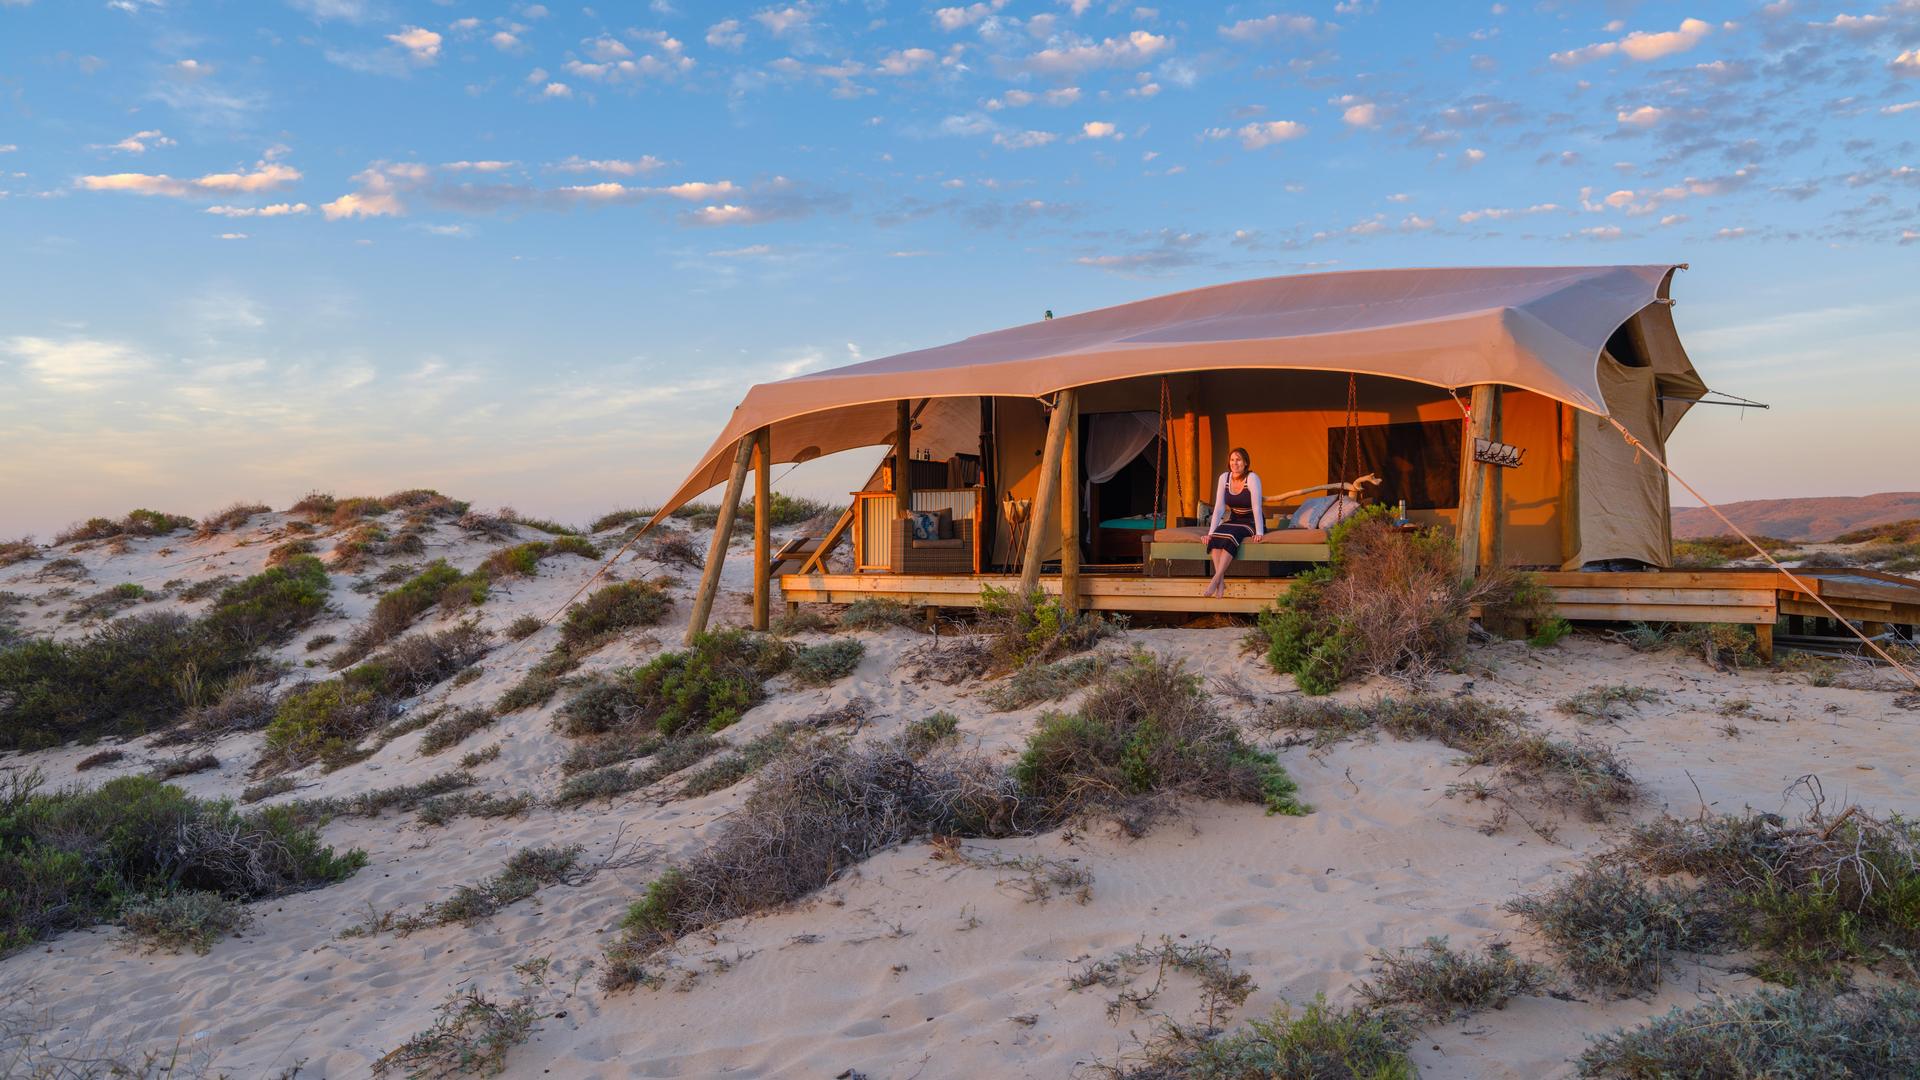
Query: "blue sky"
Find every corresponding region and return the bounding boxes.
[1,0,1916,536]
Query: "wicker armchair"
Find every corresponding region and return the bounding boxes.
[890,517,975,574]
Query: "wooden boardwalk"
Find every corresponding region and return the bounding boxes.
[779,567,1920,659]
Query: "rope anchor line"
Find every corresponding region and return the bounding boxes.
[1603,415,1920,691]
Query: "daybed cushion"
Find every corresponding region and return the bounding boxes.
[1150,527,1328,545]
[909,538,964,549]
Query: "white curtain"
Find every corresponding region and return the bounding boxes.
[1085,411,1161,485]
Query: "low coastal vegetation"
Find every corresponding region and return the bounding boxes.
[493,579,674,714]
[0,555,331,749]
[1,771,365,956]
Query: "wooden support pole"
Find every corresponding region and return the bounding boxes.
[1186,376,1201,522]
[895,399,914,516]
[1020,389,1076,595]
[1479,388,1505,570]
[1456,384,1498,579]
[686,434,756,644]
[1754,622,1774,664]
[1559,402,1581,569]
[751,426,771,631]
[979,396,996,571]
[1059,391,1081,611]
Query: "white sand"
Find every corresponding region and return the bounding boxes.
[3,506,1917,1077]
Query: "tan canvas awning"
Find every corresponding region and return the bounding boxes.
[649,264,1701,520]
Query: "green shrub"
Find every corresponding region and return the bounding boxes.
[900,711,960,754]
[558,580,672,650]
[676,725,803,798]
[1113,995,1415,1080]
[1577,984,1920,1078]
[120,890,255,954]
[54,510,194,545]
[265,538,317,567]
[505,615,544,641]
[0,773,364,955]
[591,508,648,533]
[1014,652,1307,819]
[790,640,864,686]
[201,555,332,650]
[481,541,550,578]
[262,680,391,770]
[770,607,835,635]
[979,586,1114,670]
[629,629,793,735]
[980,653,1113,711]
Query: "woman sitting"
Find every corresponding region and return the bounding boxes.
[1203,447,1263,598]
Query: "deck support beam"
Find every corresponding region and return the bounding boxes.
[1059,391,1081,611]
[687,433,756,644]
[1559,402,1581,568]
[751,426,772,631]
[1478,387,1504,570]
[1020,389,1076,595]
[1456,383,1498,578]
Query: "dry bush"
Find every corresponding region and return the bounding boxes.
[1504,864,1728,994]
[675,724,805,798]
[591,508,649,533]
[266,538,318,568]
[162,678,278,744]
[1014,652,1307,822]
[980,653,1114,711]
[53,510,194,546]
[194,502,271,539]
[419,707,498,755]
[1262,695,1634,834]
[1357,937,1547,1022]
[1558,684,1665,722]
[33,557,89,582]
[1609,780,1920,984]
[641,532,704,570]
[1252,508,1526,694]
[0,538,37,569]
[149,752,219,780]
[119,890,254,954]
[837,597,921,633]
[1578,984,1920,1078]
[604,735,1033,985]
[416,789,530,827]
[900,635,994,685]
[75,748,126,771]
[504,614,544,641]
[770,606,835,636]
[552,735,724,807]
[456,510,519,541]
[372,988,539,1079]
[63,583,153,623]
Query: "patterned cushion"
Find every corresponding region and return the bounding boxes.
[1290,495,1360,530]
[908,510,943,541]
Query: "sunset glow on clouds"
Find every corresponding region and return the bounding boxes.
[1,1,1918,531]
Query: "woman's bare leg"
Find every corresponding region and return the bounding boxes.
[1207,549,1231,597]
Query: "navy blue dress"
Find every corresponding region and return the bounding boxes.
[1207,481,1257,557]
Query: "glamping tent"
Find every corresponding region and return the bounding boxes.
[646,264,1709,627]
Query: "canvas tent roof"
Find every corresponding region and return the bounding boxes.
[651,264,1703,519]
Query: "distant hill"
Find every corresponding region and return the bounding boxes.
[1671,492,1920,542]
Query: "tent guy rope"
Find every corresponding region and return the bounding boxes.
[1603,415,1920,691]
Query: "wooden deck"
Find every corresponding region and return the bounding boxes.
[779,566,1920,633]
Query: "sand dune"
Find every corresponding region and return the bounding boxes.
[3,504,1917,1078]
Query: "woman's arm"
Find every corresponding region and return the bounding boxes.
[1207,472,1227,533]
[1249,473,1265,537]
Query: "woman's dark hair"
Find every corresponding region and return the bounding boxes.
[1228,447,1252,472]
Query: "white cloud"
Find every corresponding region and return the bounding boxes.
[97,129,176,154]
[320,161,425,220]
[442,160,515,172]
[689,203,759,225]
[1024,31,1170,74]
[172,59,212,76]
[1463,147,1486,163]
[219,232,248,240]
[934,1,1007,31]
[561,32,693,84]
[388,26,443,63]
[1205,119,1308,150]
[877,48,935,76]
[1617,105,1665,126]
[1551,17,1710,65]
[3,335,151,391]
[1893,49,1920,76]
[585,35,633,61]
[1341,102,1378,127]
[78,160,300,198]
[491,32,522,51]
[706,19,745,50]
[990,87,1081,109]
[1219,14,1320,42]
[205,202,310,217]
[659,180,738,199]
[542,81,573,98]
[753,5,814,37]
[1882,100,1920,114]
[1080,120,1118,138]
[994,129,1058,149]
[552,156,668,175]
[1578,225,1624,239]
[1457,202,1558,223]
